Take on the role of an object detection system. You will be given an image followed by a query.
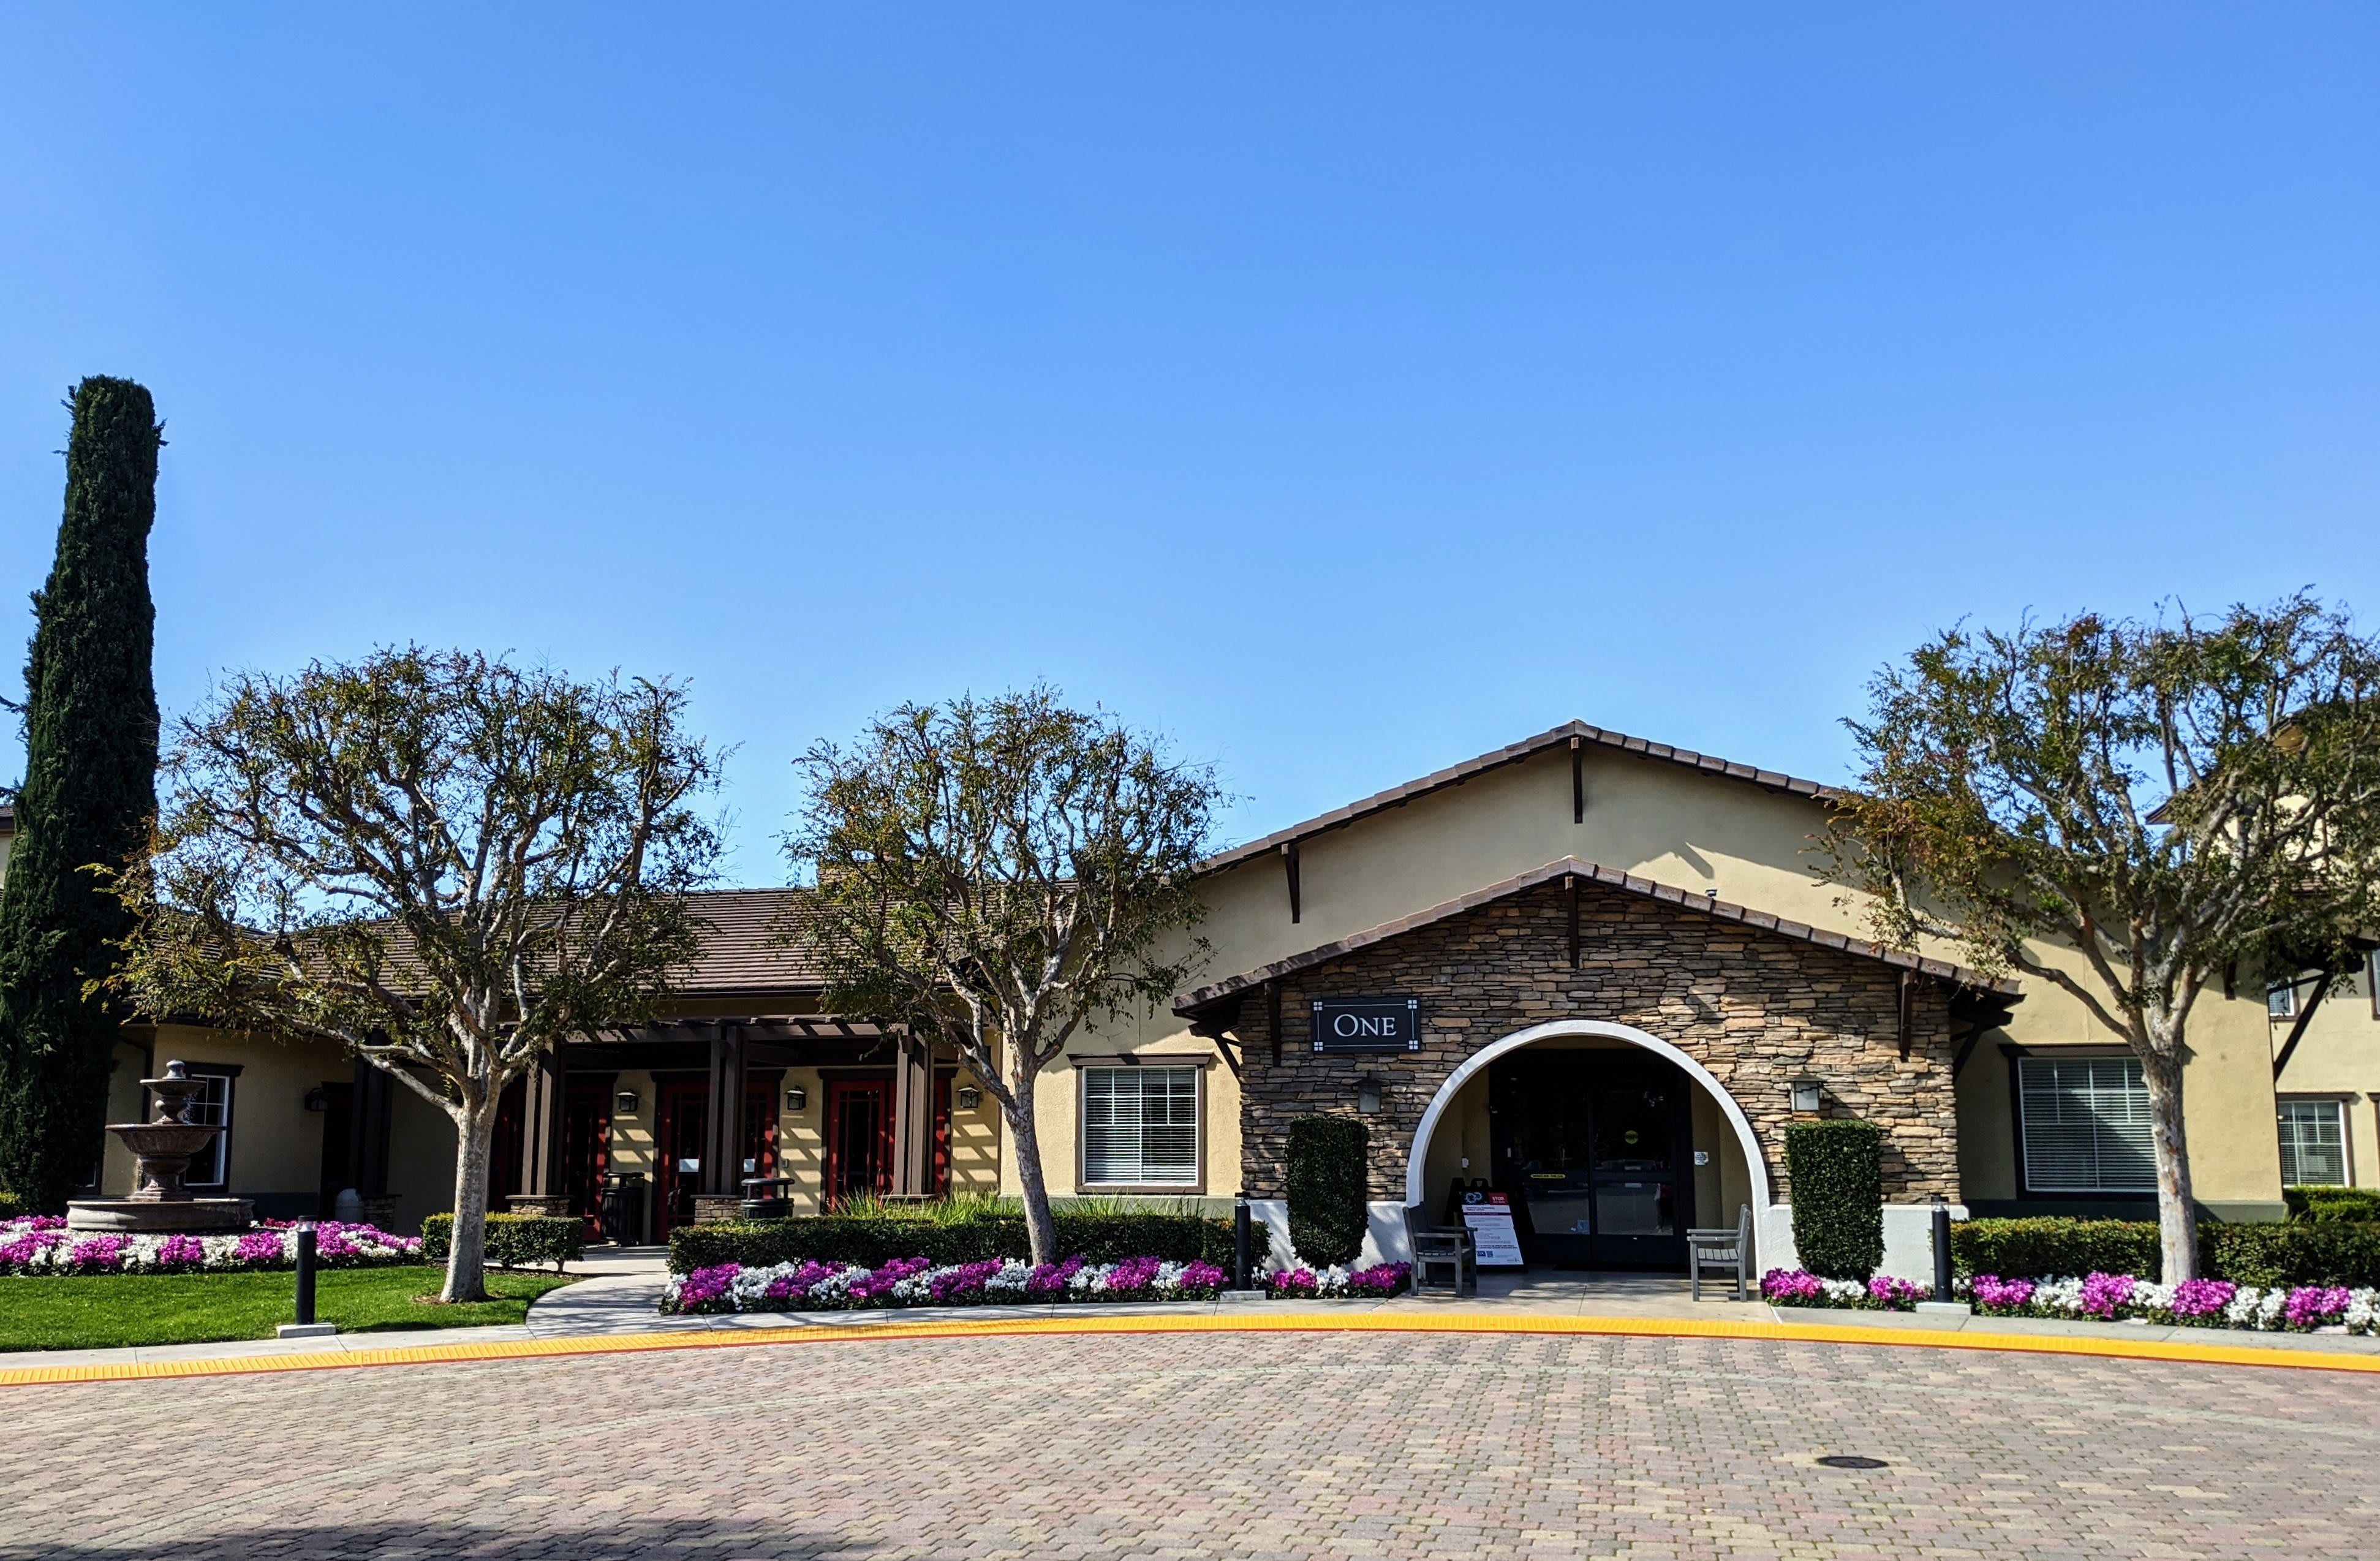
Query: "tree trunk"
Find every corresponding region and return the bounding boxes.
[2137,1042,2198,1283]
[442,1103,496,1302]
[1004,1060,1058,1266]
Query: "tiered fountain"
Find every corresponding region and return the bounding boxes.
[65,1059,255,1233]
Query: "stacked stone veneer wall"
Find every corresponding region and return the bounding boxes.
[1230,879,1959,1207]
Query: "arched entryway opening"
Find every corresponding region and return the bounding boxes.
[1404,1019,1774,1270]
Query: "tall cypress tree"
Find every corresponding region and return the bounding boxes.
[0,378,161,1211]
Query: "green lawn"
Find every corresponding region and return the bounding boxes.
[0,1265,577,1353]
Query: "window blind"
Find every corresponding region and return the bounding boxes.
[2277,1100,2347,1187]
[2018,1056,2155,1192]
[1082,1067,1198,1185]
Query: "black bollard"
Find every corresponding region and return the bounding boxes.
[1930,1203,1953,1302]
[295,1224,318,1326]
[1234,1190,1252,1291]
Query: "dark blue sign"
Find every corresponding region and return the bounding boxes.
[1311,997,1421,1054]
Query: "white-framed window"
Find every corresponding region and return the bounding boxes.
[1081,1067,1199,1187]
[2369,950,2379,1020]
[2277,1098,2349,1187]
[2267,980,2298,1020]
[2017,1055,2156,1193]
[172,1067,235,1189]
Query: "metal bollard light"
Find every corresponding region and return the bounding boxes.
[1930,1203,1954,1302]
[1234,1190,1252,1291]
[295,1224,318,1326]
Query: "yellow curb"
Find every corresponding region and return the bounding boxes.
[4,1310,2376,1387]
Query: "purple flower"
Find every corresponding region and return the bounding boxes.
[65,1236,128,1273]
[235,1230,286,1265]
[1970,1274,2035,1313]
[1865,1275,1925,1309]
[1026,1256,1086,1298]
[1347,1262,1411,1297]
[154,1234,208,1272]
[2077,1271,2136,1319]
[1761,1268,1824,1303]
[1174,1261,1228,1297]
[927,1258,1007,1303]
[2166,1278,2235,1322]
[2283,1286,2351,1329]
[1265,1267,1320,1299]
[848,1257,931,1302]
[672,1263,742,1313]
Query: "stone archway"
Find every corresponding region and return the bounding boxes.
[1402,1018,1775,1224]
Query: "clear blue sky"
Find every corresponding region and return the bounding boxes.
[4,6,2375,881]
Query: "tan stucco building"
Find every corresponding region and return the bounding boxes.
[5,722,2373,1271]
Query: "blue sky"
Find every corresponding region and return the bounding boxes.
[4,6,2375,880]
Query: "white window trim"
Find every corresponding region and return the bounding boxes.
[2276,1095,2354,1188]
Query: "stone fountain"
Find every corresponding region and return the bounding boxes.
[66,1059,255,1233]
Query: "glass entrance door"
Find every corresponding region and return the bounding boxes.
[1489,1049,1694,1268]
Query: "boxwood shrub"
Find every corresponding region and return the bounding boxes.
[1785,1119,1883,1279]
[421,1212,587,1272]
[2285,1185,2380,1224]
[1951,1217,2163,1280]
[668,1211,1234,1274]
[1285,1115,1371,1268]
[1952,1215,2380,1288]
[2204,1220,2380,1288]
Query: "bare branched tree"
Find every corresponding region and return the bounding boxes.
[1824,595,2380,1280]
[788,689,1218,1264]
[108,648,722,1301]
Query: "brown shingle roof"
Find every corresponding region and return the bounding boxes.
[1200,720,1849,874]
[1173,856,2018,1019]
[671,888,828,996]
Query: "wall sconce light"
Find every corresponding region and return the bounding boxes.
[785,1086,808,1111]
[614,1089,641,1116]
[1789,1078,1823,1114]
[956,1084,981,1111]
[1357,1076,1382,1114]
[302,1087,330,1113]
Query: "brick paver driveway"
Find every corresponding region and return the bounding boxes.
[4,1329,2374,1559]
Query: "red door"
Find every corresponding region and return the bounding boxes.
[562,1080,613,1230]
[654,1080,708,1239]
[825,1079,891,1208]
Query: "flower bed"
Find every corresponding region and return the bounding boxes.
[664,1253,1230,1313]
[1,1215,422,1276]
[1261,1261,1411,1299]
[1764,1264,2380,1335]
[1758,1270,1929,1310]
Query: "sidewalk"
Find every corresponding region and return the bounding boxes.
[5,1254,2375,1373]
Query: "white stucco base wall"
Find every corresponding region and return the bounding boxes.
[1762,1202,1966,1282]
[1258,1196,1960,1281]
[1244,1198,1417,1271]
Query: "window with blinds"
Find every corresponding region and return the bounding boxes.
[2017,1056,2155,1192]
[1081,1067,1198,1186]
[2277,1100,2348,1187]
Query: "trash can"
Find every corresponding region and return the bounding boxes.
[599,1172,648,1245]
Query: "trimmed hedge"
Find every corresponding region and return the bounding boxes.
[669,1211,1234,1274]
[1286,1116,1370,1268]
[421,1212,586,1272]
[2205,1221,2380,1288]
[1785,1119,1883,1280]
[1952,1217,2161,1280]
[0,1190,21,1222]
[1951,1215,2380,1288]
[2285,1185,2380,1224]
